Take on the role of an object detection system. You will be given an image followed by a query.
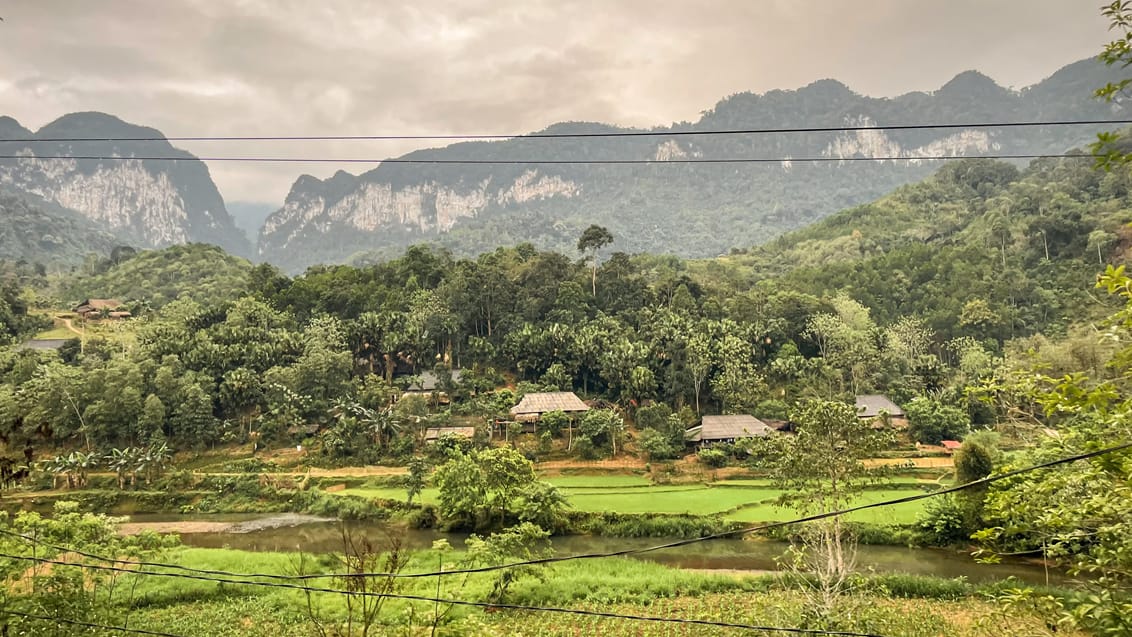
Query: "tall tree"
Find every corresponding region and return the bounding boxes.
[769,400,890,621]
[577,224,614,296]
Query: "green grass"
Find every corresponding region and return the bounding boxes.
[543,475,651,488]
[567,486,782,515]
[712,479,777,487]
[26,543,1062,637]
[725,489,928,525]
[331,479,929,524]
[336,486,440,504]
[33,325,79,339]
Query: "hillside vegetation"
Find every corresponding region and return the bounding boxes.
[0,191,117,266]
[695,156,1130,338]
[62,243,253,307]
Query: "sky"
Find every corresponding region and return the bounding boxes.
[0,0,1114,205]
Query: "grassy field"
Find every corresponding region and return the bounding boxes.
[543,475,652,488]
[334,475,931,523]
[337,486,441,503]
[32,324,80,339]
[726,489,927,525]
[30,309,139,347]
[32,544,1070,637]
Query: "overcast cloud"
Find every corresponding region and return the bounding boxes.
[0,0,1113,204]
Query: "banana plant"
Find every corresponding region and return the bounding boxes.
[105,448,136,489]
[69,451,99,489]
[137,441,171,484]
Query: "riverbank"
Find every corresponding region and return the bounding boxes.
[10,539,1079,637]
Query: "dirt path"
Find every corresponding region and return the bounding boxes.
[60,317,82,336]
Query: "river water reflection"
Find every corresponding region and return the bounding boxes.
[128,513,1068,585]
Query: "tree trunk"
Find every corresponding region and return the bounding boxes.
[591,257,597,297]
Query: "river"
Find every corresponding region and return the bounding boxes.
[125,513,1069,585]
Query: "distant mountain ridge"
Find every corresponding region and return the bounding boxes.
[258,57,1127,272]
[0,112,250,258]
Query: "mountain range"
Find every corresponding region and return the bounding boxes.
[0,58,1125,271]
[0,112,250,261]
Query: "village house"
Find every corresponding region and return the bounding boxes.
[401,369,463,404]
[854,394,908,429]
[73,298,130,320]
[509,391,590,422]
[940,440,962,454]
[424,426,476,442]
[685,414,773,447]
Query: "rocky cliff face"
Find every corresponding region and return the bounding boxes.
[0,112,249,257]
[263,169,578,249]
[259,58,1127,271]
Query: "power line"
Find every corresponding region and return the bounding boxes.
[0,552,885,637]
[1,609,186,637]
[4,440,1128,583]
[346,439,1132,579]
[0,152,1096,165]
[6,118,1132,143]
[4,442,1126,637]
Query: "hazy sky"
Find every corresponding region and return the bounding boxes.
[0,0,1114,205]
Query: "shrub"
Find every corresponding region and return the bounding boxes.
[540,410,569,437]
[635,403,673,431]
[573,438,601,460]
[697,447,728,468]
[905,397,970,444]
[636,428,678,461]
[754,399,789,421]
[916,493,976,546]
[408,505,438,529]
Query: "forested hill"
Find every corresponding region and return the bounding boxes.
[12,154,1128,453]
[62,244,252,308]
[0,191,117,265]
[260,57,1127,272]
[696,155,1131,340]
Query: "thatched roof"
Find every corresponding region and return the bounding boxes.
[424,426,476,441]
[75,298,123,311]
[407,369,462,392]
[855,395,904,418]
[510,392,589,417]
[686,415,772,442]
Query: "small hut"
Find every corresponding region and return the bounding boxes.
[424,426,476,442]
[73,299,128,320]
[402,369,463,404]
[685,415,773,447]
[940,440,962,454]
[854,395,908,429]
[509,392,589,423]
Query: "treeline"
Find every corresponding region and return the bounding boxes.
[0,157,1125,454]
